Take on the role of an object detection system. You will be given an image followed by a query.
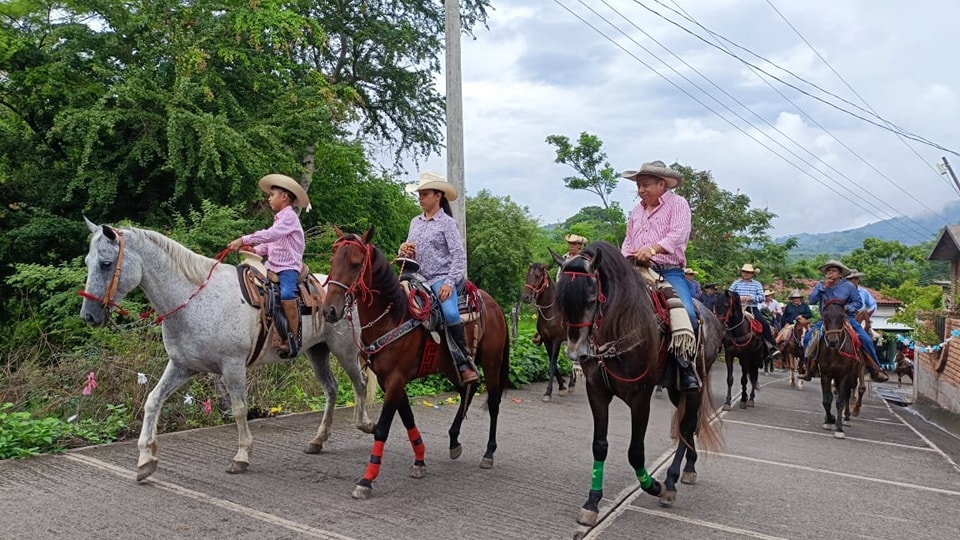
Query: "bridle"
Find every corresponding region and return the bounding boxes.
[523,267,556,317]
[77,227,127,315]
[713,291,757,348]
[325,236,377,307]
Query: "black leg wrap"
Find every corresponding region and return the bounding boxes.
[584,489,603,513]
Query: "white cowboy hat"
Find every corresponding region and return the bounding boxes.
[739,263,758,273]
[405,171,458,201]
[258,174,311,210]
[564,234,588,244]
[763,289,774,296]
[684,268,696,275]
[847,270,865,279]
[621,160,683,189]
[818,259,852,277]
[788,289,803,299]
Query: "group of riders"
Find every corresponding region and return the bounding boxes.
[234,162,889,391]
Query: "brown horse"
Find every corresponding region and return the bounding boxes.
[777,318,810,389]
[555,241,723,528]
[815,299,863,438]
[895,350,914,387]
[711,290,765,410]
[521,261,576,401]
[321,227,510,499]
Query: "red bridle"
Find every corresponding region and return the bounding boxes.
[325,237,378,306]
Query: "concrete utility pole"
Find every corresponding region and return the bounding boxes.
[444,0,467,249]
[943,157,960,197]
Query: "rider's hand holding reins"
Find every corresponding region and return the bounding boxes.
[437,284,453,301]
[226,238,245,251]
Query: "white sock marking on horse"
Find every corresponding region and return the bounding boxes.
[65,453,359,540]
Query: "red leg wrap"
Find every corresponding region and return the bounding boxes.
[407,427,425,461]
[362,440,385,482]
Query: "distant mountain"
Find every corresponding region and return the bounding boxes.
[777,201,960,257]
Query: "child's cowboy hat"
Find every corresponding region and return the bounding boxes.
[405,171,459,201]
[258,174,311,210]
[564,234,588,244]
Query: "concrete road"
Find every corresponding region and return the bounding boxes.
[2,370,958,539]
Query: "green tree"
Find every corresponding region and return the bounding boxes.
[466,190,545,307]
[545,132,624,238]
[843,238,932,289]
[560,206,625,245]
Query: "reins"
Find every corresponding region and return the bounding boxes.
[525,270,558,319]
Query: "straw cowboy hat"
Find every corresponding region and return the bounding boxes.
[564,234,588,244]
[847,269,866,279]
[405,171,458,201]
[818,259,852,277]
[620,160,683,189]
[763,289,774,296]
[739,263,758,273]
[258,174,311,210]
[684,268,697,275]
[788,289,803,299]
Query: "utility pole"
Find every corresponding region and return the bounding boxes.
[444,0,467,249]
[943,157,960,197]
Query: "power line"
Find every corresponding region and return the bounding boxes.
[551,0,932,244]
[633,0,960,158]
[761,0,960,199]
[593,0,936,241]
[665,0,958,222]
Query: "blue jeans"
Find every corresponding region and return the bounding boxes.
[803,316,882,372]
[277,269,298,300]
[432,280,461,325]
[658,267,698,333]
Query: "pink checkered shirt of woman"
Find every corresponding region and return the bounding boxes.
[620,190,691,267]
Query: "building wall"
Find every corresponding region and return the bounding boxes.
[917,317,960,415]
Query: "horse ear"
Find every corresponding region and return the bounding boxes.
[362,226,375,244]
[547,247,565,267]
[333,224,345,238]
[83,216,98,233]
[101,225,117,241]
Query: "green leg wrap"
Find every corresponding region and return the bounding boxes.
[636,468,653,490]
[591,461,605,491]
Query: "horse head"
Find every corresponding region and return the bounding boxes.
[322,225,377,323]
[556,248,601,361]
[80,217,144,326]
[521,262,552,304]
[821,299,847,349]
[712,289,742,326]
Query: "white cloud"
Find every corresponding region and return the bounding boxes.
[388,0,960,240]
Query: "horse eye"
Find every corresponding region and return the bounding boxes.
[349,261,361,270]
[100,260,113,270]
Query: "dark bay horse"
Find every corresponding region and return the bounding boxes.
[815,300,864,438]
[522,261,576,401]
[320,227,510,499]
[712,290,765,410]
[555,241,723,528]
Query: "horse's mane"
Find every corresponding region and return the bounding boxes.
[133,228,218,286]
[349,235,406,320]
[559,241,655,342]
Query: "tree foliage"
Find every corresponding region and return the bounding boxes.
[844,238,944,289]
[545,132,624,238]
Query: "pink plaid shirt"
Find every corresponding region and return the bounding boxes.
[620,190,691,268]
[243,205,305,273]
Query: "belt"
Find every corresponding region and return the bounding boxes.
[651,264,681,272]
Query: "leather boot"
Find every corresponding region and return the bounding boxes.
[800,357,815,381]
[864,355,890,383]
[674,354,700,392]
[447,324,479,384]
[280,299,300,359]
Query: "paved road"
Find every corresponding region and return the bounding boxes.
[2,371,959,539]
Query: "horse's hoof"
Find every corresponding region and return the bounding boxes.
[821,423,833,431]
[359,422,376,434]
[409,464,427,479]
[352,485,372,500]
[680,471,697,485]
[450,444,463,460]
[722,403,731,412]
[834,431,846,439]
[568,385,576,394]
[543,394,552,402]
[747,399,755,408]
[852,409,861,417]
[739,401,747,409]
[843,416,851,422]
[226,460,249,474]
[480,457,494,469]
[136,460,158,482]
[659,490,677,507]
[304,443,323,454]
[576,508,598,527]
[798,381,804,390]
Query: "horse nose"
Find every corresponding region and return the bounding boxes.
[81,311,98,326]
[322,306,339,323]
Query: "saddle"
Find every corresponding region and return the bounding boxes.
[235,251,325,363]
[398,269,483,332]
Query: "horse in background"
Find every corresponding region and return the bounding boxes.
[711,290,765,410]
[814,300,863,438]
[895,349,915,387]
[79,220,376,481]
[554,241,723,528]
[521,260,576,401]
[777,317,810,389]
[321,227,510,499]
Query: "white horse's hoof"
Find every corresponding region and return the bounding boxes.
[352,485,372,499]
[834,431,846,439]
[576,509,598,527]
[304,442,323,454]
[480,457,494,469]
[226,460,249,474]
[136,460,158,482]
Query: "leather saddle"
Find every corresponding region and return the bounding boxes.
[398,269,482,332]
[236,251,324,313]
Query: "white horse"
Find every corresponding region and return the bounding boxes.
[79,218,376,481]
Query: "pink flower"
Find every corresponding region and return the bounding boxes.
[201,399,212,415]
[82,372,97,396]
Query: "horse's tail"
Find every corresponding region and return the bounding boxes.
[363,364,379,406]
[670,370,724,454]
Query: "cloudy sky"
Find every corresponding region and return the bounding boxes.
[396,0,960,240]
